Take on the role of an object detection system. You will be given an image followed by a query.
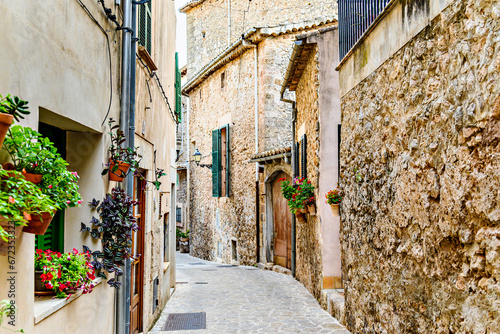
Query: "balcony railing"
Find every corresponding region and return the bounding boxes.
[339,0,391,60]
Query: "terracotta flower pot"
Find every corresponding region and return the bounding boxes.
[23,211,55,235]
[0,217,23,256]
[330,204,340,216]
[0,114,14,150]
[1,162,17,179]
[34,271,56,296]
[22,170,42,184]
[307,204,316,216]
[299,208,308,214]
[180,237,189,243]
[108,160,131,182]
[295,212,306,224]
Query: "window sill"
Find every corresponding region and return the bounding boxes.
[163,262,170,272]
[138,46,158,71]
[34,278,103,324]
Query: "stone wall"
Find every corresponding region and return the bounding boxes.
[294,47,323,299]
[339,0,500,332]
[184,0,337,78]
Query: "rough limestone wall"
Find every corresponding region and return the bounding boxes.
[340,1,500,333]
[185,0,337,78]
[189,50,257,264]
[177,170,187,204]
[295,47,323,299]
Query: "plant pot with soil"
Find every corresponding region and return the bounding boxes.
[326,188,342,217]
[0,94,30,150]
[295,212,307,224]
[102,118,141,182]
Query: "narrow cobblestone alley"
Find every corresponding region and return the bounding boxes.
[151,253,349,333]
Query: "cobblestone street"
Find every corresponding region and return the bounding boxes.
[151,253,349,333]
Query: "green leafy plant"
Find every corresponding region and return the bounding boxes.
[101,118,141,178]
[176,229,190,239]
[150,168,166,190]
[0,94,30,121]
[354,168,363,183]
[3,125,82,209]
[279,177,316,213]
[0,168,57,240]
[35,248,95,298]
[80,187,139,289]
[326,188,342,205]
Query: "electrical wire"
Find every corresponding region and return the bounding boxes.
[136,53,179,124]
[75,0,114,126]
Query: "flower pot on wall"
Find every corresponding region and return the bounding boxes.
[23,211,54,235]
[180,237,189,253]
[295,212,306,224]
[34,271,56,296]
[299,208,308,214]
[0,114,13,150]
[307,204,316,216]
[108,161,131,182]
[0,217,23,256]
[330,204,340,217]
[22,170,42,184]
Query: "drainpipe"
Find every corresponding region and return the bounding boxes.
[243,39,259,263]
[117,0,132,333]
[280,92,297,277]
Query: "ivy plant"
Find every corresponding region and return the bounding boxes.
[80,187,139,289]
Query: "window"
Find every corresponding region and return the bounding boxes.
[212,124,230,197]
[163,213,169,262]
[138,1,152,55]
[35,123,66,252]
[176,207,182,223]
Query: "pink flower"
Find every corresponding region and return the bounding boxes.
[77,200,82,204]
[72,172,78,177]
[67,256,71,261]
[48,185,53,189]
[67,200,71,204]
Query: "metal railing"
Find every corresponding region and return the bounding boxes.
[339,0,391,60]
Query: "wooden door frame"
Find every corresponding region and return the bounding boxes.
[131,172,146,334]
[264,169,292,264]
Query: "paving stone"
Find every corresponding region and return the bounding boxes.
[151,253,350,334]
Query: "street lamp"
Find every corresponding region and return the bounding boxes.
[193,149,212,169]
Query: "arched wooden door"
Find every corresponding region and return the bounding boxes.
[272,172,292,269]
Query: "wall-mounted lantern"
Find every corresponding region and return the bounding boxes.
[193,149,212,169]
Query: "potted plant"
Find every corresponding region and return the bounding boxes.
[178,229,190,253]
[80,188,139,288]
[34,248,96,298]
[0,94,30,150]
[326,188,342,216]
[279,177,316,222]
[3,125,82,234]
[101,118,141,182]
[0,168,56,254]
[296,178,316,216]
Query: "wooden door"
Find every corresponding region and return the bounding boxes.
[130,174,145,334]
[272,172,292,269]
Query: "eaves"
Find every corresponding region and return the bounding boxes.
[179,0,207,13]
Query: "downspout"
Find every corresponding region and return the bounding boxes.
[280,92,297,278]
[117,0,132,333]
[243,39,259,263]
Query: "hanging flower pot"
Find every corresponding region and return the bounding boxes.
[307,204,316,216]
[0,113,13,150]
[22,169,42,184]
[295,212,306,224]
[23,211,55,235]
[299,207,308,214]
[330,204,340,216]
[108,160,131,182]
[0,217,23,256]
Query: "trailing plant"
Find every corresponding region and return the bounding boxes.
[102,118,141,178]
[326,188,342,205]
[0,167,56,240]
[176,228,190,239]
[151,168,166,191]
[80,187,139,289]
[3,125,82,209]
[35,248,95,298]
[0,94,30,121]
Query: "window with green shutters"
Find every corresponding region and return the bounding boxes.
[175,52,182,122]
[212,124,230,197]
[139,2,152,55]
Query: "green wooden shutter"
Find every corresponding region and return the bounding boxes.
[212,129,221,197]
[175,53,182,122]
[221,124,230,197]
[301,134,307,179]
[35,210,64,252]
[139,2,152,55]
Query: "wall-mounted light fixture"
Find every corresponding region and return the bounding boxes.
[193,149,212,169]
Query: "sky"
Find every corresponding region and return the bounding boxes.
[175,0,189,67]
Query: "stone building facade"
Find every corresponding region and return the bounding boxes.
[180,0,337,266]
[280,27,344,323]
[338,0,500,332]
[0,1,177,333]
